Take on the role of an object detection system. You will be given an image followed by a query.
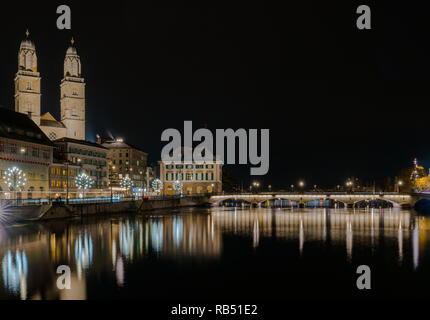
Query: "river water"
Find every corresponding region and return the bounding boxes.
[0,207,428,300]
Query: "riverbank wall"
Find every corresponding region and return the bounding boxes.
[29,196,210,221]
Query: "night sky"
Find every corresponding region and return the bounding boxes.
[1,1,430,189]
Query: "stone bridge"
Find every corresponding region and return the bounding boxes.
[210,192,413,208]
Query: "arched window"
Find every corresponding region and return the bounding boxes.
[66,60,72,75]
[72,60,78,76]
[25,53,32,70]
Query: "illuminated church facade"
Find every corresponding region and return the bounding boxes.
[14,31,86,141]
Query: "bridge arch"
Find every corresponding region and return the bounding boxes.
[212,198,252,207]
[258,198,298,208]
[352,198,400,208]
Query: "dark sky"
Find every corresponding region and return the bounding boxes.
[1,1,430,189]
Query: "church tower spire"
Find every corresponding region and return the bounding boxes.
[60,37,86,140]
[14,29,41,125]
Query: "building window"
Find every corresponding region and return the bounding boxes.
[72,88,78,96]
[26,82,32,90]
[49,132,57,140]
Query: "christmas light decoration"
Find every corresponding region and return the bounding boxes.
[2,167,27,191]
[120,176,133,189]
[151,178,163,193]
[75,173,94,190]
[173,180,182,194]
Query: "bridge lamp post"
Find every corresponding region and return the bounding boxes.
[252,181,260,193]
[398,180,403,193]
[346,180,354,192]
[298,180,305,189]
[290,184,294,193]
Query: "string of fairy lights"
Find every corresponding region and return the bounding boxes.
[120,176,133,189]
[173,180,182,193]
[151,178,163,193]
[2,167,27,191]
[75,173,94,190]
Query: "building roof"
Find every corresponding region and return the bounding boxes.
[54,137,108,150]
[159,146,223,163]
[0,106,53,146]
[40,112,66,128]
[101,139,148,154]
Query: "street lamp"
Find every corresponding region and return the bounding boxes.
[346,179,353,192]
[252,181,260,193]
[398,180,403,193]
[290,184,294,193]
[298,180,305,191]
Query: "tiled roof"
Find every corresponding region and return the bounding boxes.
[54,137,108,149]
[0,107,53,146]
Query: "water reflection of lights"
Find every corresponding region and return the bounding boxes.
[74,232,93,279]
[212,208,412,261]
[119,221,135,260]
[172,217,183,248]
[2,250,28,299]
[151,221,163,253]
[116,256,124,287]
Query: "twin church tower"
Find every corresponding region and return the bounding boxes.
[14,30,86,141]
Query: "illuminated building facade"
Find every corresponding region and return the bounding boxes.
[98,137,148,189]
[159,148,223,195]
[0,107,53,199]
[53,138,109,189]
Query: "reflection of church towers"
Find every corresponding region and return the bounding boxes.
[14,30,41,125]
[61,37,86,140]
